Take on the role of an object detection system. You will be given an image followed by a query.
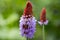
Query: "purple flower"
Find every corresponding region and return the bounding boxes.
[19,1,36,38]
[19,16,36,38]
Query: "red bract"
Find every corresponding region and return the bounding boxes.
[38,8,48,25]
[40,8,46,22]
[23,1,33,18]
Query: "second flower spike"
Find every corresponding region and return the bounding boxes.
[38,8,48,25]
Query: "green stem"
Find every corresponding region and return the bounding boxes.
[26,37,32,40]
[26,37,29,40]
[42,25,45,40]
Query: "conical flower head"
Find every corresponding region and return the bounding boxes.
[23,1,33,18]
[38,8,48,25]
[19,1,36,38]
[40,8,46,22]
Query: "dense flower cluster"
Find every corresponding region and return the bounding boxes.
[19,1,36,38]
[38,8,48,25]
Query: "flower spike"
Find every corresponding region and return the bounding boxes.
[19,1,36,38]
[40,8,46,22]
[38,8,48,25]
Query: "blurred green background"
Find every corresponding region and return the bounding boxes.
[0,0,60,40]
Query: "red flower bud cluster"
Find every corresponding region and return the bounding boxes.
[40,8,46,22]
[23,1,33,18]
